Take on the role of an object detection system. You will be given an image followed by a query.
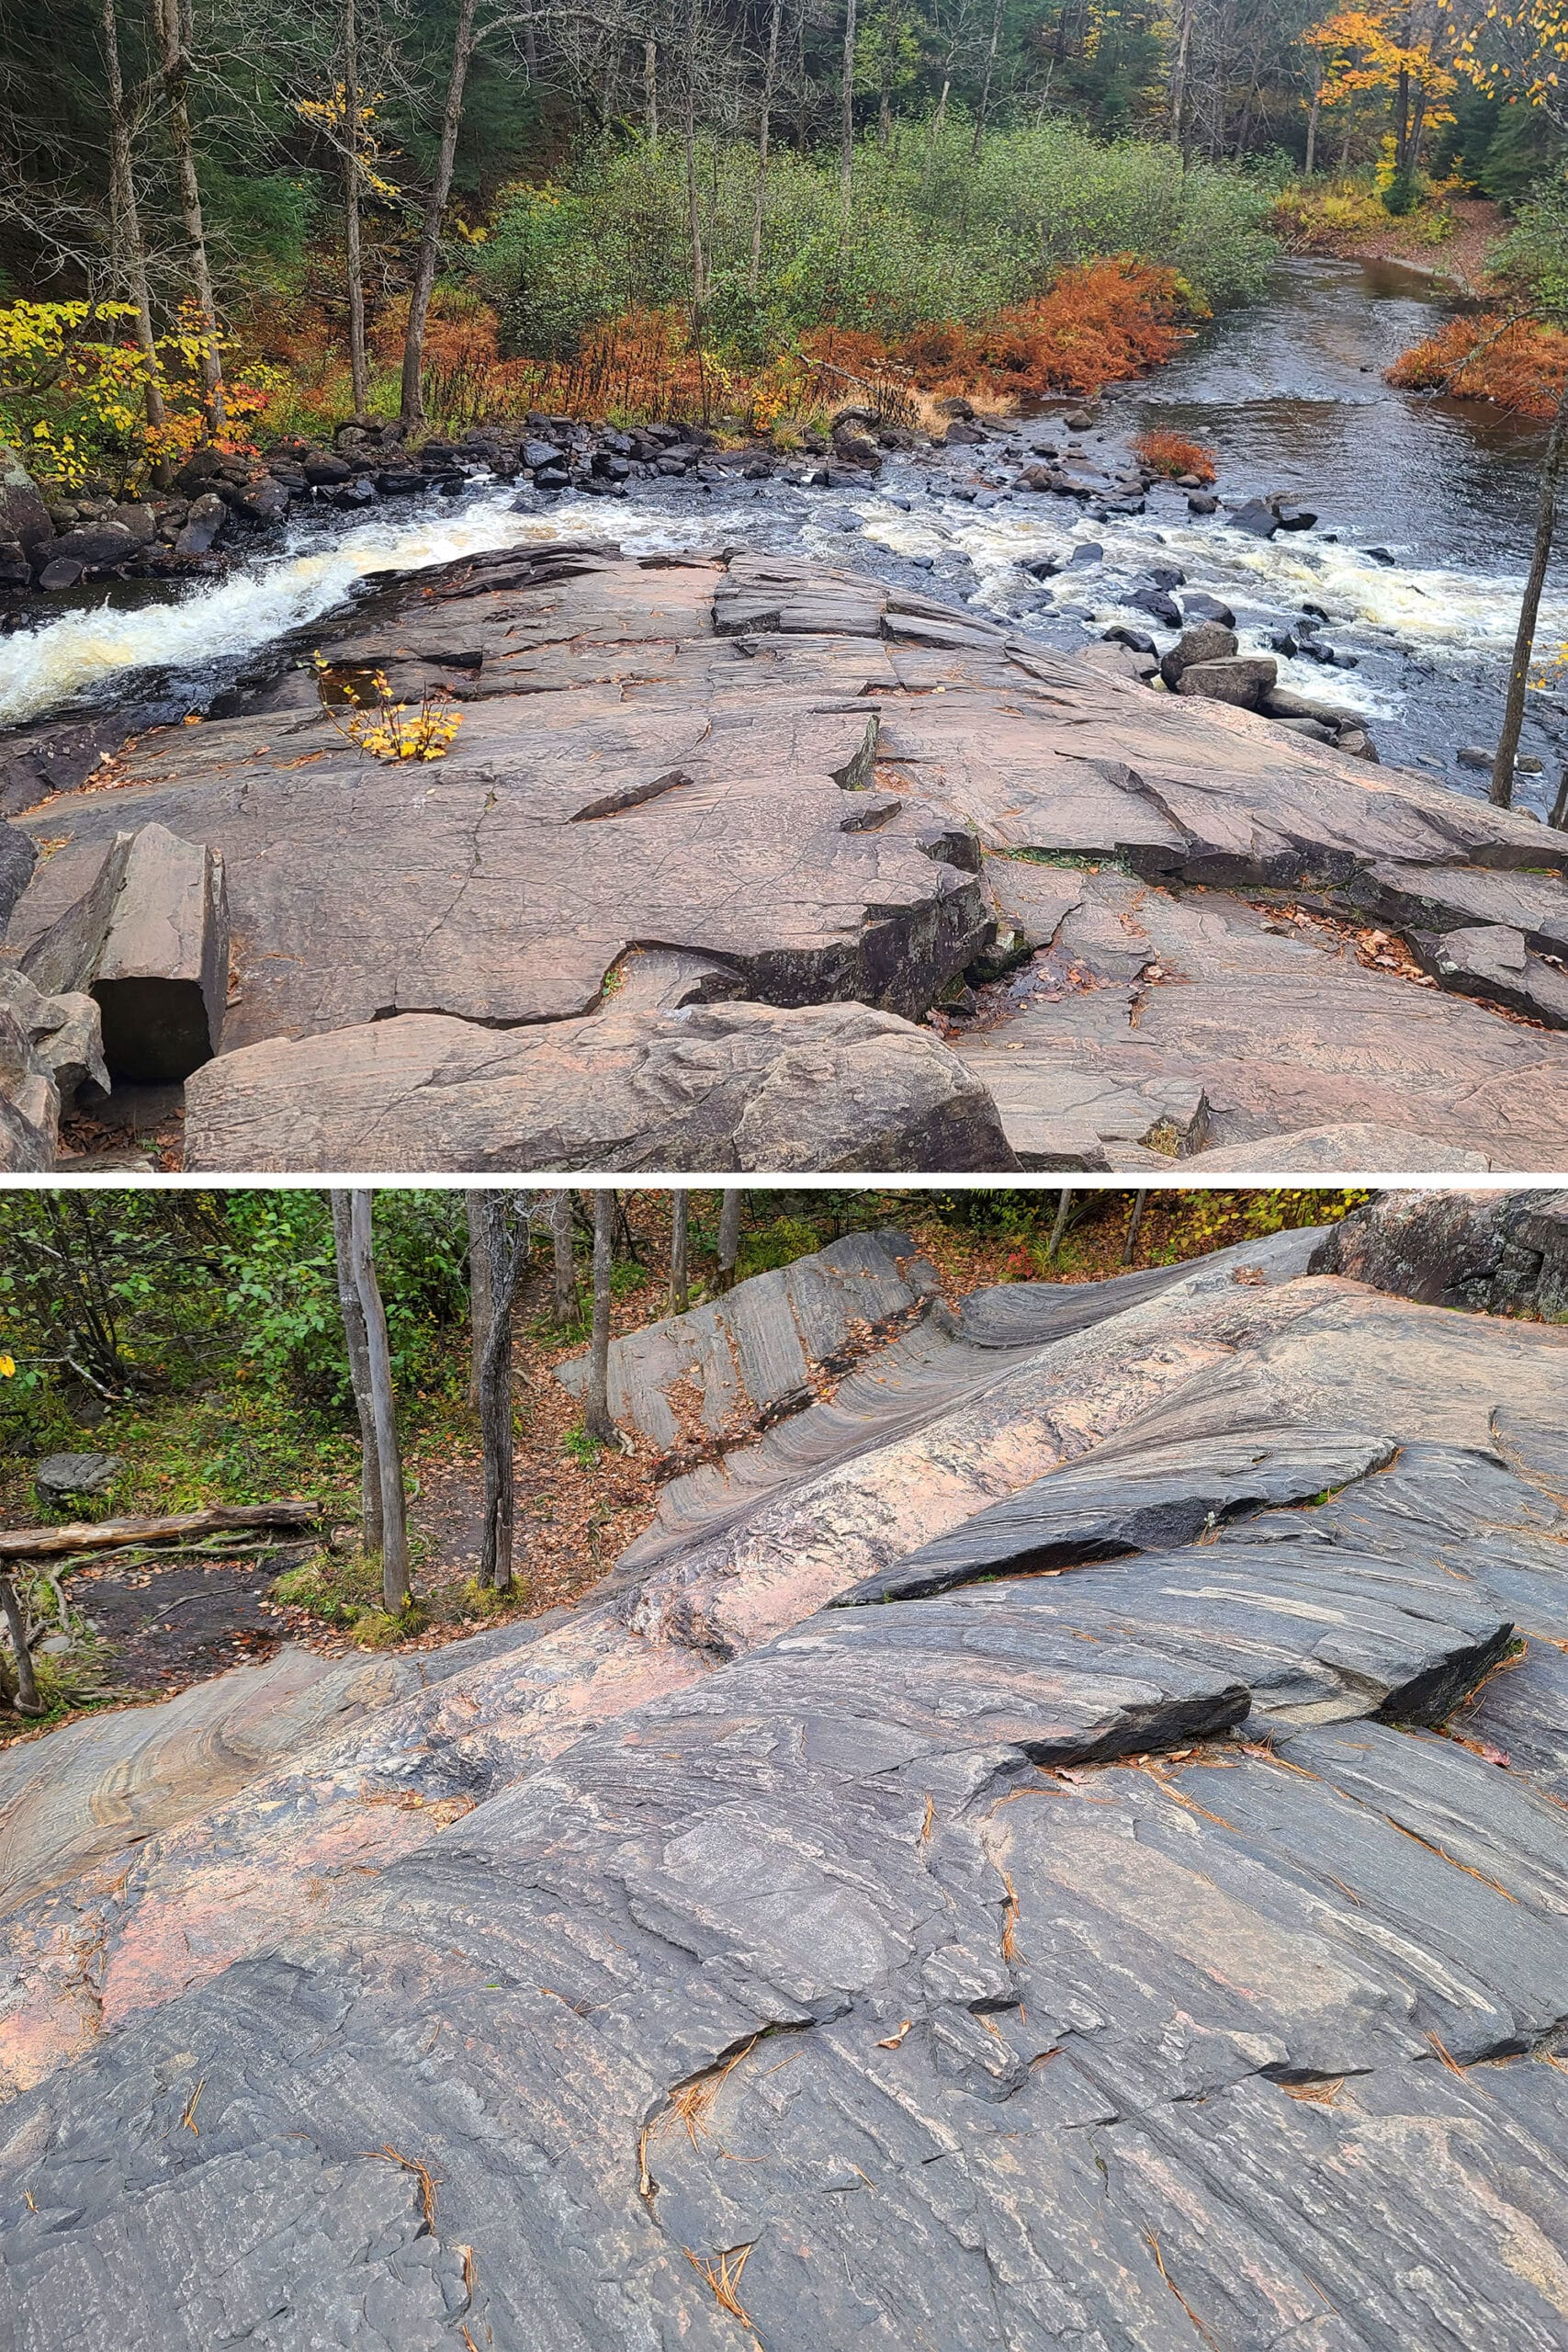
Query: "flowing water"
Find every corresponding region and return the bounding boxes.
[3,255,1563,809]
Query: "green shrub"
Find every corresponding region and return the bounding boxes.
[475,121,1278,364]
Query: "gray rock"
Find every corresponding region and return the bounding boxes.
[34,1451,125,1502]
[173,492,226,557]
[1415,922,1568,1028]
[0,441,53,559]
[92,822,229,1081]
[1173,653,1277,709]
[0,820,35,924]
[1158,620,1238,686]
[51,522,138,570]
[185,989,1017,1173]
[1228,496,1280,537]
[1179,589,1235,625]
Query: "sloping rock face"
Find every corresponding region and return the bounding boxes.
[10,544,1568,1169]
[555,1227,938,1448]
[4,1233,1568,2351]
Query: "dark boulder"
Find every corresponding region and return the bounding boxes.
[173,492,226,558]
[1179,589,1235,627]
[1158,621,1238,687]
[0,442,53,558]
[1125,584,1182,627]
[1227,496,1280,538]
[51,522,139,570]
[37,560,82,593]
[302,450,352,485]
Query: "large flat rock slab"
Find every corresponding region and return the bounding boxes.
[555,1227,935,1449]
[960,865,1568,1170]
[10,544,1567,1168]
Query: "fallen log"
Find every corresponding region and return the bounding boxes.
[0,1501,320,1561]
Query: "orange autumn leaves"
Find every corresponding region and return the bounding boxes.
[1387,312,1568,418]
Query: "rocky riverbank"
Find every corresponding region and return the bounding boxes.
[3,537,1567,1174]
[3,1193,1567,2351]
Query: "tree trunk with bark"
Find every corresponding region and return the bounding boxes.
[646,35,659,141]
[972,0,1004,153]
[549,1190,577,1322]
[467,1191,492,1407]
[331,1189,384,1554]
[716,1187,743,1292]
[682,0,705,328]
[583,1191,616,1443]
[342,0,368,417]
[668,1189,689,1315]
[1492,379,1568,808]
[347,1191,410,1610]
[101,0,166,435]
[472,1192,528,1592]
[152,0,224,428]
[400,0,479,426]
[750,0,784,289]
[840,0,858,221]
[0,1572,41,1716]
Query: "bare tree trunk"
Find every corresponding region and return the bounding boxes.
[1121,1188,1148,1266]
[1046,1186,1072,1263]
[348,1190,409,1610]
[1492,381,1568,809]
[750,0,784,290]
[840,0,858,221]
[682,0,705,328]
[971,0,1004,153]
[1170,0,1194,156]
[716,1187,743,1291]
[646,34,659,141]
[467,1190,492,1407]
[878,0,900,145]
[152,0,224,429]
[1552,763,1568,831]
[547,1189,576,1321]
[1304,60,1321,175]
[400,0,479,427]
[343,0,368,417]
[101,0,166,436]
[668,1188,689,1315]
[583,1191,615,1443]
[0,1572,41,1715]
[474,1192,528,1592]
[331,1189,383,1554]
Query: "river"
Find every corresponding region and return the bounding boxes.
[2,255,1563,809]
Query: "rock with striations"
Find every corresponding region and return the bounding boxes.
[91,822,229,1082]
[4,1243,1568,2351]
[32,1451,125,1503]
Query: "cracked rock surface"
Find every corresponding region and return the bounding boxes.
[3,1212,1568,2349]
[10,544,1568,1169]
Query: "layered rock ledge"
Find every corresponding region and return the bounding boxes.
[6,542,1568,1170]
[3,1199,1568,2347]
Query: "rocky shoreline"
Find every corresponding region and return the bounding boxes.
[4,537,1567,1175]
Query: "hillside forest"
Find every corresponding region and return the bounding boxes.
[0,0,1564,484]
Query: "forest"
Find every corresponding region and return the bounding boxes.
[0,0,1563,475]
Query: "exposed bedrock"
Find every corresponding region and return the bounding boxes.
[5,1236,1568,2352]
[1312,1185,1568,1318]
[9,545,1568,1170]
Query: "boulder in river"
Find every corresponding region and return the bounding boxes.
[1173,653,1278,709]
[1227,495,1280,537]
[1158,620,1239,686]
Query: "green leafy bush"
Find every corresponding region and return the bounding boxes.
[475,120,1278,365]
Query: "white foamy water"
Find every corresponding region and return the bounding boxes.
[0,487,658,729]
